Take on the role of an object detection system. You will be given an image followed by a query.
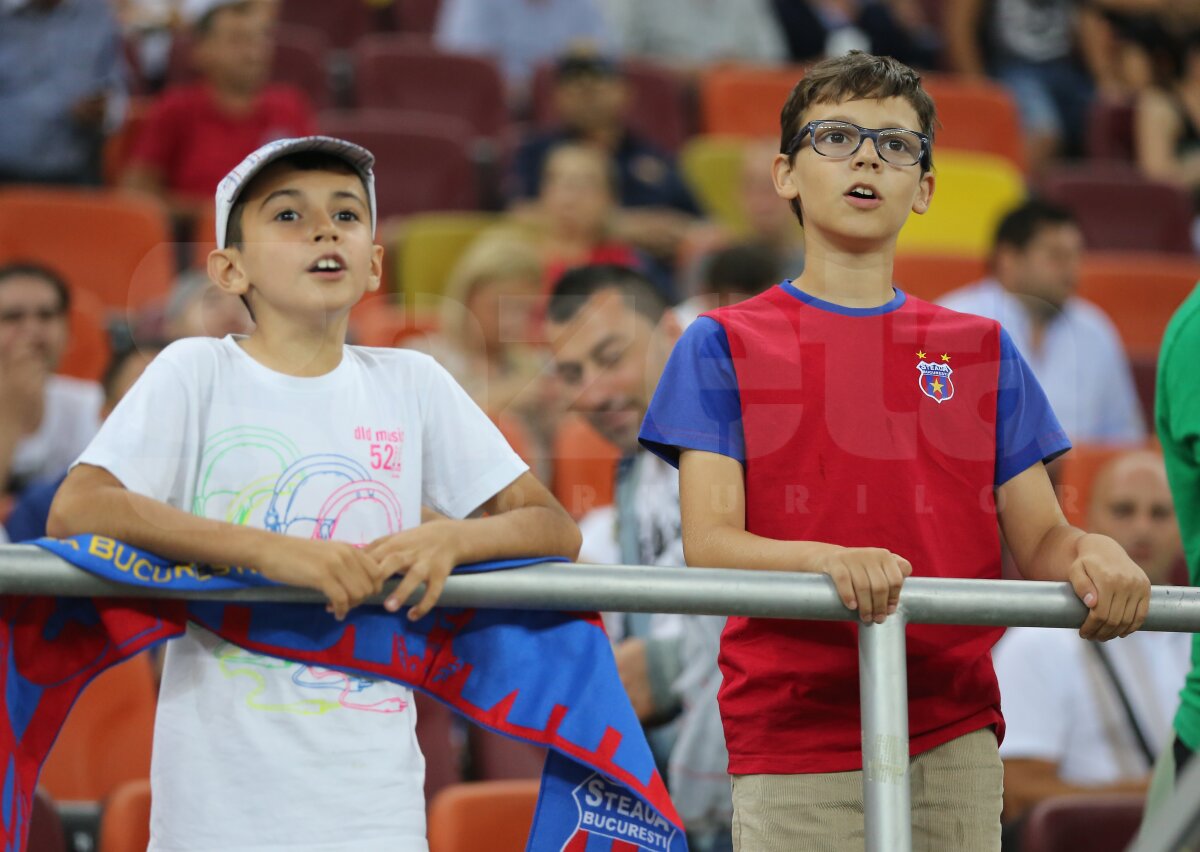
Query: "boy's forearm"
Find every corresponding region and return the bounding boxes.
[684,524,837,573]
[444,506,582,565]
[1014,523,1085,582]
[49,473,277,570]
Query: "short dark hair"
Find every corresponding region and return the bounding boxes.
[101,340,165,402]
[778,51,938,224]
[193,0,258,38]
[702,242,781,298]
[224,151,366,250]
[993,200,1077,252]
[0,262,71,313]
[546,264,667,326]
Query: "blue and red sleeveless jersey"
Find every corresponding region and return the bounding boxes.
[640,283,1070,774]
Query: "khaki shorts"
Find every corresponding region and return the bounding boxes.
[731,728,1003,852]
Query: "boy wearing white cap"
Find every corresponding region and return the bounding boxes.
[49,137,581,851]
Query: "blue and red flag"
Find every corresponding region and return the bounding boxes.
[0,536,687,852]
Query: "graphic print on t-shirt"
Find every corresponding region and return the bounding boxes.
[193,426,407,715]
[916,351,955,404]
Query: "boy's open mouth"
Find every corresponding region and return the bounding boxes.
[308,254,346,273]
[846,184,880,200]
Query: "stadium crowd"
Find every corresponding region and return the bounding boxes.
[2,0,1200,851]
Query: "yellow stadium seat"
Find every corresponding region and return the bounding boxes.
[896,151,1027,257]
[394,212,500,301]
[680,136,750,234]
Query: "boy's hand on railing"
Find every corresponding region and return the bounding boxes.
[365,521,461,621]
[809,546,913,624]
[252,537,386,621]
[1069,533,1151,642]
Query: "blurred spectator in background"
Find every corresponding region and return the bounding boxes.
[939,200,1145,445]
[674,242,780,328]
[771,0,940,68]
[414,235,553,479]
[509,143,652,296]
[994,450,1185,835]
[111,0,178,92]
[162,269,254,340]
[122,0,314,223]
[4,341,162,542]
[947,0,1096,172]
[435,0,614,102]
[0,0,128,185]
[602,0,786,76]
[0,264,102,498]
[509,52,701,265]
[1136,28,1200,210]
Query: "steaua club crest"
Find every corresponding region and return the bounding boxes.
[915,351,954,404]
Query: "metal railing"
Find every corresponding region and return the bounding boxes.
[4,542,1200,852]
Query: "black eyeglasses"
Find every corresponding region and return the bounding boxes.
[787,120,930,168]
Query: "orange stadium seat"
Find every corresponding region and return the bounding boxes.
[1019,794,1144,852]
[1056,444,1137,528]
[353,36,508,140]
[39,654,156,802]
[1039,166,1194,254]
[319,112,480,219]
[427,780,540,852]
[97,778,151,852]
[891,253,987,303]
[277,0,370,51]
[922,75,1025,173]
[0,188,174,317]
[551,414,619,519]
[102,97,150,186]
[59,288,114,383]
[699,65,805,137]
[1076,252,1200,357]
[349,294,440,348]
[531,59,692,153]
[393,0,442,36]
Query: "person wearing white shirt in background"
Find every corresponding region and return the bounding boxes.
[0,263,102,499]
[938,199,1146,445]
[993,449,1186,832]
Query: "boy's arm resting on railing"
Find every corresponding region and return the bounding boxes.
[997,461,1151,641]
[364,471,582,620]
[678,449,911,626]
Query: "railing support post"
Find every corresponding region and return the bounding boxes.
[859,608,912,852]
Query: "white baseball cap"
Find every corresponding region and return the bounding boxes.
[214,136,377,250]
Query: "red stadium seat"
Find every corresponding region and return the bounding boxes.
[0,188,174,317]
[413,693,464,803]
[1076,252,1200,357]
[277,0,370,51]
[530,60,692,153]
[1038,166,1194,254]
[393,0,443,37]
[427,780,540,852]
[1130,352,1157,432]
[166,24,334,108]
[891,253,987,303]
[467,728,547,781]
[318,111,480,218]
[1087,98,1136,161]
[353,35,507,139]
[1019,794,1144,852]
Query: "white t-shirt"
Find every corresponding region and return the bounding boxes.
[10,374,102,489]
[77,336,528,852]
[994,626,1190,785]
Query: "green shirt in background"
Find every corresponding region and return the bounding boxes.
[1158,283,1200,750]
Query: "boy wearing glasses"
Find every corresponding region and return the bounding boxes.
[638,51,1151,849]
